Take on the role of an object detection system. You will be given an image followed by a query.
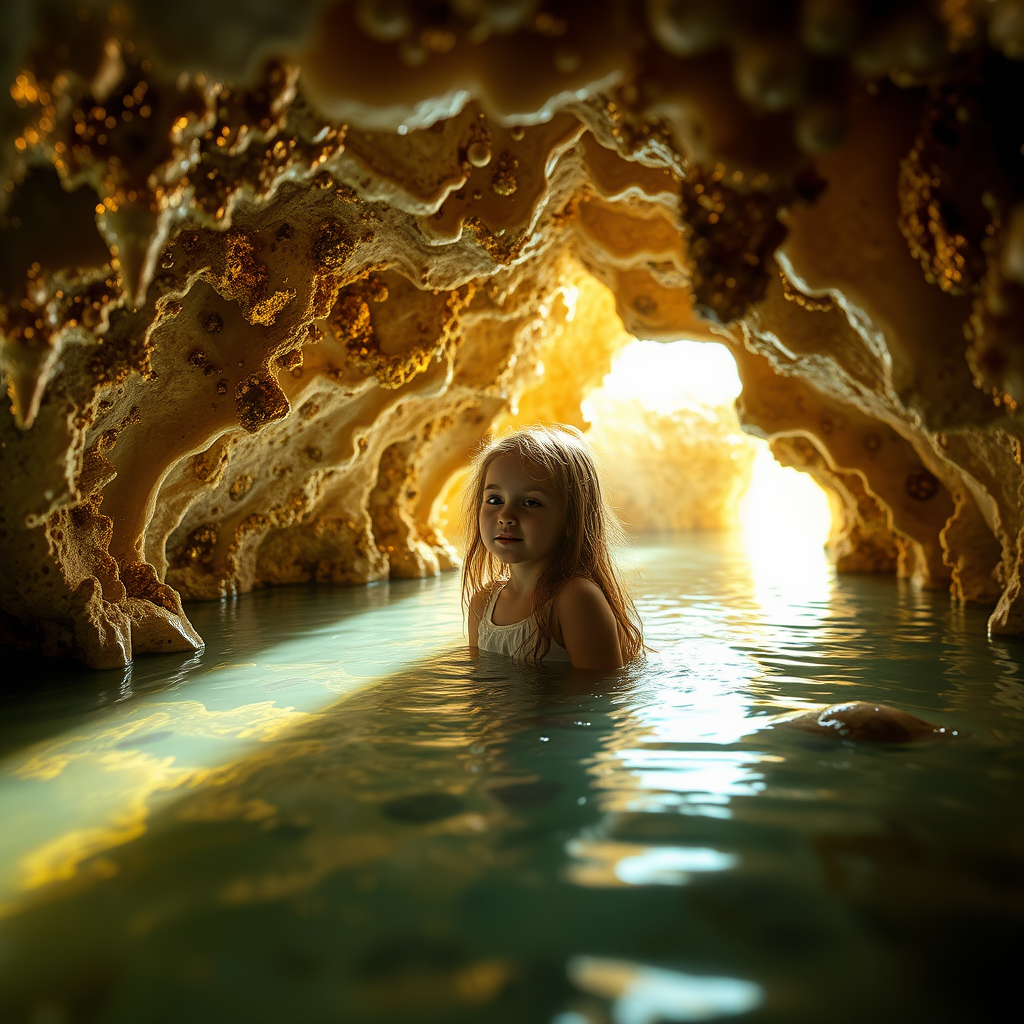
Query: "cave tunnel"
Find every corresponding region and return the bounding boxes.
[0,2,1022,1022]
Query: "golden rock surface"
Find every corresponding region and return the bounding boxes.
[1,2,1022,664]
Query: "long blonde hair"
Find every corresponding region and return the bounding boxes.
[460,423,644,664]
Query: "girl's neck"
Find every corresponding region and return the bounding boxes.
[504,560,550,596]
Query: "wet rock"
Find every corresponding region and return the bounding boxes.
[788,701,954,743]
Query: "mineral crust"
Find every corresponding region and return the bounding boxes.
[2,1,1023,665]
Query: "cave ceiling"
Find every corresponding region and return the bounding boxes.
[1,0,1023,666]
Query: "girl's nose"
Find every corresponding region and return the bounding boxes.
[499,512,517,525]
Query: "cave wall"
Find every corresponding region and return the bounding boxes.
[1,1,1022,666]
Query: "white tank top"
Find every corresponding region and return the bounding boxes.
[477,584,573,664]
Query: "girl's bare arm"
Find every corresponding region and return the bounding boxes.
[467,588,488,649]
[555,577,624,671]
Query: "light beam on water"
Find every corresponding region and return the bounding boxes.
[0,580,464,915]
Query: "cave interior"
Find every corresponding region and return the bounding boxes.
[2,4,1024,1022]
[1,0,1023,668]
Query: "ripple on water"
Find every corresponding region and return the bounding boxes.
[0,535,1020,1023]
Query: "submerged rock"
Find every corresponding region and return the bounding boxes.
[788,702,955,744]
[487,779,563,808]
[380,792,465,824]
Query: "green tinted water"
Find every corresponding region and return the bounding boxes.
[0,535,1021,1023]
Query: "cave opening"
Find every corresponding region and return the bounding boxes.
[434,326,834,571]
[583,336,833,554]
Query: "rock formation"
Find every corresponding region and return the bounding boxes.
[1,1,1022,666]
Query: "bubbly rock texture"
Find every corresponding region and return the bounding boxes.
[1,1,1023,665]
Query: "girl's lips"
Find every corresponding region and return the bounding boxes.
[496,536,522,543]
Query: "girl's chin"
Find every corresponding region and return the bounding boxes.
[488,544,527,563]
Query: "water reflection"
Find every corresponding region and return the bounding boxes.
[0,535,1020,1023]
[0,577,463,912]
[567,841,739,887]
[567,956,763,1024]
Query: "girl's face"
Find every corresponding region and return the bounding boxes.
[478,454,567,570]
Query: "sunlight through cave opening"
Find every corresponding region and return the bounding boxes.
[433,337,834,561]
[583,339,833,554]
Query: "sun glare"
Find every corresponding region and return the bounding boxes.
[585,339,742,415]
[589,338,833,554]
[739,445,833,552]
[437,338,835,561]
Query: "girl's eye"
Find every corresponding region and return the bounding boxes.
[484,495,503,505]
[523,498,541,507]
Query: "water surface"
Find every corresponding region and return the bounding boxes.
[0,534,1021,1023]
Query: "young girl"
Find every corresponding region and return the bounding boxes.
[462,424,643,670]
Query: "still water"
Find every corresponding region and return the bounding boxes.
[0,534,1021,1023]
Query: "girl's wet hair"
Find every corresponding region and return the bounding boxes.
[461,423,644,664]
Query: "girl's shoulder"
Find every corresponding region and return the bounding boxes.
[556,575,605,597]
[469,580,503,618]
[553,576,613,616]
[552,575,624,669]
